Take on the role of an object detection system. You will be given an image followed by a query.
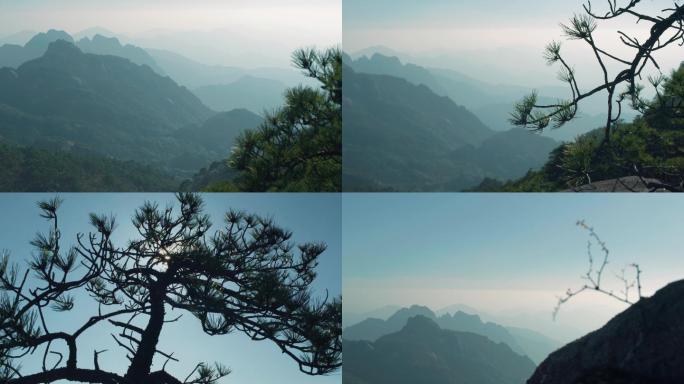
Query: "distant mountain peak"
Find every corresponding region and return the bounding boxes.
[403,315,441,333]
[25,30,73,50]
[92,34,118,42]
[351,45,404,60]
[444,310,483,323]
[43,40,83,58]
[344,311,537,384]
[73,27,117,40]
[369,52,402,64]
[78,34,126,52]
[390,305,436,320]
[78,34,124,49]
[408,304,433,312]
[74,34,164,75]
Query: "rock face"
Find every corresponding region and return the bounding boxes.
[76,34,165,75]
[567,176,671,192]
[0,29,74,68]
[528,279,684,384]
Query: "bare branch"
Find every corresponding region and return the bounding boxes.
[553,220,645,320]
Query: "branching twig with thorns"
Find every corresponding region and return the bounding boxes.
[553,220,644,320]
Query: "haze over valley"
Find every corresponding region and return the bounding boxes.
[342,0,684,192]
[342,194,684,383]
[0,0,340,191]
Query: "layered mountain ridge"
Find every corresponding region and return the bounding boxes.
[343,65,557,191]
[0,38,261,181]
[344,315,537,384]
[345,51,629,142]
[344,305,560,364]
[0,29,162,73]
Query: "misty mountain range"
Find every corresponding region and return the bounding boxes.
[0,29,305,190]
[341,48,645,191]
[346,303,589,346]
[0,29,165,74]
[343,63,558,191]
[0,29,295,115]
[344,305,560,365]
[346,50,632,142]
[346,283,684,384]
[191,76,287,113]
[344,315,536,384]
[0,40,214,172]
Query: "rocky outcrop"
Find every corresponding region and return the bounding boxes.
[528,279,684,384]
[567,176,672,192]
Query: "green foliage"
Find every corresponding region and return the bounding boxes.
[0,141,177,191]
[543,41,562,64]
[474,169,562,193]
[180,161,240,192]
[644,65,684,130]
[186,362,231,384]
[512,3,683,141]
[201,181,239,192]
[493,67,684,191]
[228,47,342,192]
[561,14,597,40]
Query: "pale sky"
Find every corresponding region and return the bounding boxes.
[0,193,341,384]
[343,193,684,341]
[0,0,341,67]
[344,0,683,87]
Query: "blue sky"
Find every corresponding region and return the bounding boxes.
[343,193,684,339]
[0,193,341,384]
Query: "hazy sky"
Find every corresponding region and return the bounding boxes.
[343,193,684,341]
[344,0,683,86]
[0,0,341,68]
[0,193,341,384]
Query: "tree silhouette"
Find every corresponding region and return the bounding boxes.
[0,194,341,383]
[228,47,342,192]
[553,220,643,320]
[511,1,684,143]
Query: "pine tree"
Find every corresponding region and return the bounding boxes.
[228,47,342,192]
[0,194,341,383]
[511,1,684,142]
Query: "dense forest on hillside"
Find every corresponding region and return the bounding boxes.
[0,141,176,191]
